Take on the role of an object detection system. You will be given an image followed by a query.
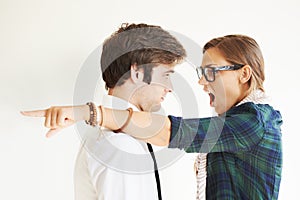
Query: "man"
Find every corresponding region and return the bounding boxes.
[74,23,186,200]
[22,23,187,200]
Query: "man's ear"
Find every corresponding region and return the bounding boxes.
[239,65,252,84]
[130,64,144,83]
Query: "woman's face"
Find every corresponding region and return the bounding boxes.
[199,47,246,115]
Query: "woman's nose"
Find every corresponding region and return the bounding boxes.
[198,76,208,86]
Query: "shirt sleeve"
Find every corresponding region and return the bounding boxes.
[168,102,265,153]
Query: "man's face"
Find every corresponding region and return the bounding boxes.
[134,64,175,112]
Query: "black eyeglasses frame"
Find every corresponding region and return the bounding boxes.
[196,64,244,82]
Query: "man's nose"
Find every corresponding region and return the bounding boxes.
[164,88,172,93]
[165,80,173,92]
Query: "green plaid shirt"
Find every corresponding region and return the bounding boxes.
[168,102,282,200]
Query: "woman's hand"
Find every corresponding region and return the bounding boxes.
[21,105,89,138]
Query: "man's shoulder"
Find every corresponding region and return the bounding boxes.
[96,130,148,153]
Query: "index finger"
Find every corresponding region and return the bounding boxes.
[20,110,47,117]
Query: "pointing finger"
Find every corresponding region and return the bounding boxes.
[20,110,47,117]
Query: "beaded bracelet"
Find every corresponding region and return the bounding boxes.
[85,102,99,127]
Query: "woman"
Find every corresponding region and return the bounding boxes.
[22,34,283,199]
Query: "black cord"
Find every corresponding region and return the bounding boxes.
[147,143,162,200]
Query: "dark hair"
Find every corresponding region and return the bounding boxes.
[203,34,265,92]
[101,23,186,89]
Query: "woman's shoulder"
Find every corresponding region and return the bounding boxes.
[235,102,281,115]
[233,102,283,128]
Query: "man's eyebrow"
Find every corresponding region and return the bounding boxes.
[164,69,175,73]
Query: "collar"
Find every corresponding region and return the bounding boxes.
[102,95,140,111]
[236,89,271,106]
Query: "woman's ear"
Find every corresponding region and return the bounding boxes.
[130,64,144,83]
[239,65,252,84]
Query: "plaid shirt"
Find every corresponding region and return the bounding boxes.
[168,102,282,200]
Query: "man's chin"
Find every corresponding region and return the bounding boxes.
[150,104,161,112]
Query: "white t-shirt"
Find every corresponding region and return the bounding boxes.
[74,95,160,200]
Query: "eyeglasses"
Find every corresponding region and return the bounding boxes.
[196,64,244,82]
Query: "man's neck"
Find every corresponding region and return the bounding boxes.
[108,87,142,111]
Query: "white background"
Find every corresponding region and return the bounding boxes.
[0,0,299,199]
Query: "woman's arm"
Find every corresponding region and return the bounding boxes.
[21,102,269,152]
[168,103,267,153]
[102,108,171,146]
[21,105,172,146]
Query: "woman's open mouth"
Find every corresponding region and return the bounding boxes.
[209,92,215,107]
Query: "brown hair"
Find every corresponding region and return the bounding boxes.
[203,34,265,92]
[101,23,186,89]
